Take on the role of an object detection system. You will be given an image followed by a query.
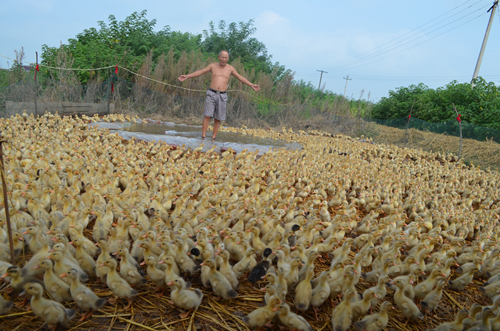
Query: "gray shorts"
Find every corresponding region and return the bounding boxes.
[204,89,228,121]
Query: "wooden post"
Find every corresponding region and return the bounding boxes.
[452,103,463,160]
[404,100,415,148]
[34,52,38,117]
[0,140,15,264]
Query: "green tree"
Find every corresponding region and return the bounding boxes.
[201,19,289,80]
[372,77,500,130]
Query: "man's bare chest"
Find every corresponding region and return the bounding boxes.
[211,67,232,79]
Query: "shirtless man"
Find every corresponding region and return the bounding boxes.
[178,50,260,140]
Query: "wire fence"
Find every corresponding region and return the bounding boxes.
[1,67,500,170]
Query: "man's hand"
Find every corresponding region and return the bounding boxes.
[251,84,261,92]
[178,75,188,82]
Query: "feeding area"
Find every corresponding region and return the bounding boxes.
[0,111,499,331]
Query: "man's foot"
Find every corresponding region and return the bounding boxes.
[201,136,205,140]
[212,137,216,141]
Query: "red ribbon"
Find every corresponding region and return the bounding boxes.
[456,114,461,123]
[34,64,39,81]
[115,65,118,74]
[111,83,114,92]
[408,115,411,119]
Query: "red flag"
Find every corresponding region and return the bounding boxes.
[111,83,114,92]
[456,114,461,123]
[115,65,118,74]
[34,64,39,81]
[408,114,411,119]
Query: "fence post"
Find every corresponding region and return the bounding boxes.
[0,140,15,264]
[404,100,415,148]
[34,52,38,117]
[107,77,111,115]
[452,103,463,160]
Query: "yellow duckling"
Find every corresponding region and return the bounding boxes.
[275,302,314,331]
[311,271,331,308]
[115,247,147,287]
[351,289,378,321]
[421,280,445,311]
[24,282,76,328]
[242,295,281,328]
[61,269,106,320]
[95,240,111,283]
[200,259,237,300]
[69,237,96,277]
[392,279,424,321]
[332,289,355,331]
[294,267,314,311]
[167,277,203,315]
[99,258,138,309]
[0,294,13,315]
[35,259,72,303]
[141,256,166,296]
[232,247,257,278]
[353,301,391,331]
[215,249,238,290]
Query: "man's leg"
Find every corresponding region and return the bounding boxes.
[202,116,211,138]
[212,119,221,140]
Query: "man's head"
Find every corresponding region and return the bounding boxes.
[218,50,229,66]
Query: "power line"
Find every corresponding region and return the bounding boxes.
[327,10,489,74]
[327,3,491,73]
[327,0,485,71]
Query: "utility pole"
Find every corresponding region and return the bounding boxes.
[343,75,352,98]
[471,0,498,88]
[317,70,328,90]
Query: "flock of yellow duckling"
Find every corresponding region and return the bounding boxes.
[0,111,499,331]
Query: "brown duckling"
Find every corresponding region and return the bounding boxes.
[167,277,203,313]
[428,309,470,331]
[61,269,106,321]
[242,295,281,328]
[275,302,314,331]
[332,289,355,331]
[421,280,445,311]
[24,282,76,328]
[353,301,391,331]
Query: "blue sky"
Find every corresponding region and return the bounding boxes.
[1,0,499,101]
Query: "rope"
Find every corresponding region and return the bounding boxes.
[0,53,294,106]
[0,54,114,71]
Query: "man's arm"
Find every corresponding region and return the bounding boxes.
[231,69,261,92]
[178,65,212,82]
